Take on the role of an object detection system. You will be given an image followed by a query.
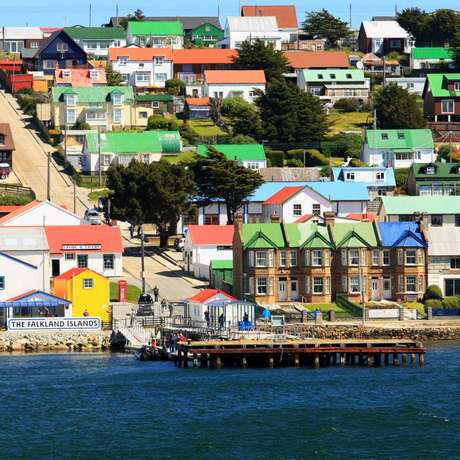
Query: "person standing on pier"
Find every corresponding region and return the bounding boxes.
[153,286,159,302]
[170,332,177,352]
[204,310,210,328]
[218,313,225,330]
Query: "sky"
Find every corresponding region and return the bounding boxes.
[1,0,459,28]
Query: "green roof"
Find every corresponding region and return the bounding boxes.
[365,129,434,150]
[426,73,460,97]
[85,131,162,154]
[210,260,233,270]
[52,86,134,103]
[156,130,182,153]
[197,144,266,162]
[283,223,333,249]
[128,21,184,36]
[411,47,454,60]
[411,162,460,181]
[64,27,126,40]
[332,223,378,248]
[136,93,173,102]
[302,68,365,83]
[382,196,460,215]
[243,224,285,249]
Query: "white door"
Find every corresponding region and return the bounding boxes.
[371,278,380,300]
[291,279,299,301]
[279,280,287,301]
[383,277,391,299]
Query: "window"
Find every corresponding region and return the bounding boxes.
[381,133,388,140]
[247,162,260,170]
[57,42,68,52]
[346,73,352,79]
[312,204,321,216]
[397,132,405,140]
[349,249,359,266]
[248,91,256,99]
[65,94,77,105]
[82,278,94,289]
[30,41,39,48]
[112,94,123,105]
[256,277,267,295]
[256,251,267,267]
[383,250,390,266]
[113,108,123,124]
[86,111,106,122]
[280,251,288,267]
[154,56,164,65]
[66,109,76,124]
[213,91,223,98]
[313,277,324,294]
[99,42,109,49]
[119,56,128,65]
[372,250,380,266]
[450,258,460,269]
[312,249,322,266]
[154,73,167,81]
[317,73,323,79]
[293,204,302,216]
[204,214,218,225]
[103,254,115,270]
[350,276,361,293]
[455,82,460,91]
[291,251,297,267]
[455,215,460,227]
[441,99,454,114]
[345,172,355,180]
[329,73,336,79]
[406,275,416,293]
[65,253,75,260]
[62,69,71,79]
[376,171,385,181]
[390,38,401,48]
[139,111,148,119]
[88,69,99,80]
[426,166,435,174]
[77,254,88,268]
[405,249,416,265]
[0,276,4,290]
[445,279,460,296]
[136,71,150,83]
[431,214,443,226]
[102,155,111,166]
[151,101,161,109]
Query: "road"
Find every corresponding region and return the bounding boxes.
[0,91,90,216]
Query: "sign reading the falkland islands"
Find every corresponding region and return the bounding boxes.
[7,317,102,331]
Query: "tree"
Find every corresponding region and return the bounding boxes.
[429,9,460,45]
[189,148,264,224]
[147,115,179,131]
[256,79,328,143]
[302,9,351,48]
[165,79,185,96]
[374,84,426,129]
[229,134,257,144]
[106,63,125,86]
[232,38,288,81]
[453,30,460,68]
[119,9,145,29]
[221,96,263,139]
[107,160,194,247]
[397,8,431,43]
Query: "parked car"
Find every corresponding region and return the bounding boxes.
[84,208,103,225]
[137,293,154,316]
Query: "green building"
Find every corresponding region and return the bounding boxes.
[189,23,224,47]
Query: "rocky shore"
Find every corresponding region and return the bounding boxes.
[0,331,112,353]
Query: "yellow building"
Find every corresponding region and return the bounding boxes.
[53,268,110,322]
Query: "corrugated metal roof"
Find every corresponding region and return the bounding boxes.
[285,51,349,69]
[427,227,460,255]
[378,222,426,247]
[0,227,49,251]
[197,144,266,161]
[426,73,460,98]
[227,16,278,32]
[361,20,409,39]
[241,5,298,29]
[365,129,434,150]
[52,86,134,103]
[128,21,184,36]
[204,69,266,84]
[381,196,460,215]
[0,27,43,40]
[411,47,454,60]
[332,167,396,187]
[64,27,126,40]
[302,68,365,82]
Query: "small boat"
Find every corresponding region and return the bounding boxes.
[135,345,169,361]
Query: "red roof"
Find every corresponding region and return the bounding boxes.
[264,186,303,205]
[54,268,88,281]
[346,212,376,222]
[284,51,350,69]
[241,5,298,29]
[54,68,107,87]
[0,205,21,214]
[44,225,123,254]
[186,97,210,106]
[294,214,315,223]
[0,59,23,65]
[108,47,174,61]
[189,288,237,303]
[0,200,42,224]
[205,69,266,84]
[188,225,234,245]
[172,48,238,65]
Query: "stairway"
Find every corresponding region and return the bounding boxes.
[367,199,381,214]
[114,318,151,347]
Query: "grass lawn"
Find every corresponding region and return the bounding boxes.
[110,282,141,304]
[327,111,372,136]
[187,119,226,137]
[79,175,106,189]
[162,151,197,164]
[402,301,427,319]
[306,303,346,313]
[88,189,109,203]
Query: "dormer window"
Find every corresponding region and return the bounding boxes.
[381,133,388,140]
[397,132,405,139]
[346,73,352,79]
[62,69,71,79]
[426,166,435,175]
[346,172,355,180]
[89,69,98,79]
[65,93,77,105]
[119,56,128,65]
[154,56,164,65]
[330,73,336,79]
[57,42,68,52]
[376,172,385,181]
[317,73,323,79]
[112,93,123,105]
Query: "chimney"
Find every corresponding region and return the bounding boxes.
[323,211,335,228]
[270,212,280,223]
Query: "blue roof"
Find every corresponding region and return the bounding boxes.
[249,181,369,202]
[378,222,426,248]
[0,301,67,309]
[332,167,396,188]
[10,290,71,304]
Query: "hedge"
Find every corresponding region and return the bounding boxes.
[423,284,442,302]
[442,296,460,309]
[265,150,284,167]
[424,299,443,309]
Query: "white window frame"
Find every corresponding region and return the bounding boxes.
[312,250,323,266]
[57,42,69,52]
[154,73,167,82]
[349,249,359,266]
[372,249,380,266]
[280,251,288,267]
[43,59,56,70]
[82,278,94,289]
[154,56,164,65]
[312,204,321,216]
[103,254,115,270]
[256,277,267,295]
[405,249,416,265]
[350,276,361,293]
[382,250,390,266]
[313,277,324,294]
[113,108,123,124]
[441,99,454,114]
[293,204,302,216]
[119,56,128,65]
[112,94,123,106]
[376,172,385,181]
[65,94,77,106]
[255,251,267,267]
[291,251,297,267]
[66,108,77,125]
[406,275,417,293]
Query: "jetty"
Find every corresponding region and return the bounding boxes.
[176,338,426,369]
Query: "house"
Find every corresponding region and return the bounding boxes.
[0,227,50,301]
[81,130,181,173]
[0,27,44,53]
[184,225,234,279]
[64,27,126,57]
[361,129,435,168]
[0,200,85,226]
[407,162,460,196]
[197,144,267,170]
[189,23,224,47]
[51,86,134,130]
[210,260,233,294]
[219,17,290,50]
[357,20,413,54]
[361,53,401,76]
[284,51,350,79]
[332,167,396,199]
[241,4,298,32]
[54,67,107,87]
[379,196,460,227]
[0,124,15,168]
[44,225,123,278]
[203,70,266,103]
[53,268,110,322]
[297,69,370,104]
[136,93,175,121]
[385,77,426,96]
[127,21,184,49]
[185,97,211,119]
[22,29,88,75]
[108,47,173,88]
[410,47,455,71]
[426,227,460,297]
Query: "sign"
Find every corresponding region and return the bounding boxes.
[7,317,102,331]
[62,244,101,251]
[368,309,399,319]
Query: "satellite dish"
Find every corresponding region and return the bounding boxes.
[356,61,364,69]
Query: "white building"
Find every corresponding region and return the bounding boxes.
[184,225,234,280]
[64,27,126,57]
[0,27,43,53]
[108,48,173,88]
[203,69,266,103]
[187,288,239,324]
[386,77,426,96]
[358,20,414,54]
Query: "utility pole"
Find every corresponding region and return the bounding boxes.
[382,56,386,88]
[349,3,352,28]
[140,224,146,294]
[47,151,51,201]
[64,123,68,161]
[89,3,92,27]
[73,179,76,214]
[116,3,119,22]
[97,125,102,187]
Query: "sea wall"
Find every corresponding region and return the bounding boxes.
[0,331,112,353]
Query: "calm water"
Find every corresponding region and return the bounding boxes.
[0,343,459,460]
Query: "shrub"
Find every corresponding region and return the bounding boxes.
[304,149,328,167]
[424,299,443,309]
[147,115,179,131]
[179,124,199,145]
[286,158,304,167]
[229,134,257,144]
[334,98,360,112]
[423,284,443,302]
[442,296,460,309]
[349,158,366,167]
[320,165,332,177]
[395,168,409,188]
[0,194,32,205]
[321,134,362,159]
[265,150,284,167]
[165,79,185,96]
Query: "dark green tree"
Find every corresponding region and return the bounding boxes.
[302,9,351,48]
[221,96,263,139]
[229,134,258,144]
[429,9,460,45]
[189,148,264,224]
[107,160,194,247]
[453,30,460,68]
[397,8,431,43]
[165,78,185,96]
[256,79,328,143]
[374,84,426,129]
[119,9,145,29]
[232,38,288,81]
[106,63,125,86]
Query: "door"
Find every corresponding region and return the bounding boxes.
[291,279,299,301]
[371,278,380,300]
[52,259,60,277]
[279,280,287,301]
[383,277,391,299]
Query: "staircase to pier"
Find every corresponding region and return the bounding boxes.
[114,318,151,347]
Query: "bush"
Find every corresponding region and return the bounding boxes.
[179,124,199,145]
[395,168,409,188]
[423,284,443,302]
[0,194,32,205]
[334,98,360,112]
[147,116,179,131]
[424,299,443,309]
[221,97,253,118]
[286,158,304,167]
[321,134,362,159]
[229,134,257,144]
[165,79,185,96]
[304,149,328,166]
[349,158,366,167]
[442,296,460,309]
[265,150,284,167]
[320,165,332,177]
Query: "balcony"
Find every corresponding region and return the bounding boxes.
[177,72,204,85]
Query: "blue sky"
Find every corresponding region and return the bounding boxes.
[3,0,459,28]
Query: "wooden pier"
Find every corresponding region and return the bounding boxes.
[176,339,426,369]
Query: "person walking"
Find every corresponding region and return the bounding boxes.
[218,313,225,330]
[129,224,134,239]
[153,286,159,302]
[204,310,210,328]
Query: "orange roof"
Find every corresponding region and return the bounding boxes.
[0,205,21,214]
[241,5,298,29]
[188,288,237,303]
[264,186,303,205]
[188,225,234,245]
[54,68,107,87]
[185,97,210,106]
[346,212,376,222]
[54,267,98,281]
[204,69,266,84]
[0,59,23,65]
[284,51,350,69]
[294,214,315,223]
[172,48,238,65]
[0,200,42,224]
[108,47,174,61]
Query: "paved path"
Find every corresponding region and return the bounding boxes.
[0,91,91,215]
